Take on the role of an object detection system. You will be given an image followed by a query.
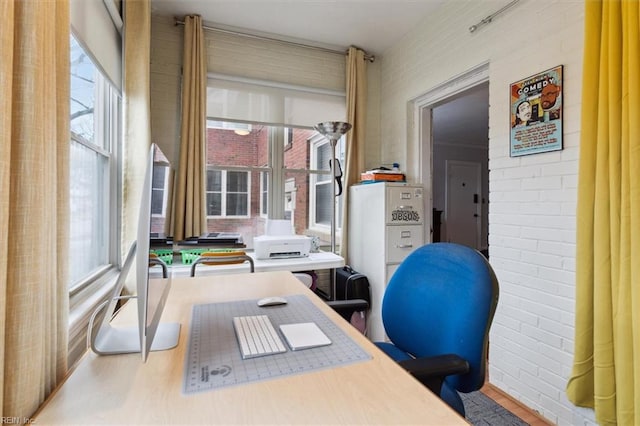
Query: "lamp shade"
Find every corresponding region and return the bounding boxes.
[314,121,352,140]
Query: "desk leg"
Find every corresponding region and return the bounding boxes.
[330,267,336,301]
[313,268,335,301]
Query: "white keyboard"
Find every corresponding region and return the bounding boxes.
[232,315,287,359]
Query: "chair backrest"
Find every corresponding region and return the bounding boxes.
[381,242,499,393]
[190,251,255,276]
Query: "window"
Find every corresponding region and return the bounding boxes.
[206,169,250,217]
[69,34,120,291]
[206,75,346,248]
[206,122,346,247]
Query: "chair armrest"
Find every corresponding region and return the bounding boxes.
[326,299,369,321]
[398,354,469,393]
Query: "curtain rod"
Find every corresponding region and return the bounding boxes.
[175,19,375,63]
[469,0,520,33]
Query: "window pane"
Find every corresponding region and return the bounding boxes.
[70,36,100,148]
[206,123,267,168]
[316,142,331,182]
[207,193,221,216]
[315,182,331,226]
[207,169,222,191]
[151,166,167,216]
[69,142,109,284]
[227,171,247,192]
[226,193,248,216]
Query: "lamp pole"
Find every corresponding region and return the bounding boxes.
[314,122,352,299]
[314,122,352,253]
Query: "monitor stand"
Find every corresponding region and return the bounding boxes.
[89,297,180,356]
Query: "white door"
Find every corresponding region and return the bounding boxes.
[445,160,481,249]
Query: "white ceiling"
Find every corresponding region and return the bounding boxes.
[150,0,446,55]
[150,0,488,145]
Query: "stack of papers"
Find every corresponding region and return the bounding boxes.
[361,169,406,182]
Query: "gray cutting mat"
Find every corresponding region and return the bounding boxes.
[183,294,372,395]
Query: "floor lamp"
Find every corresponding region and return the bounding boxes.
[314,121,352,299]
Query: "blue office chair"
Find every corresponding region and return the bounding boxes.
[375,242,499,416]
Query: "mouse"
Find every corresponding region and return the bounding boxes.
[257,296,288,307]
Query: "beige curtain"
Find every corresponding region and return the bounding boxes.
[123,0,151,264]
[566,1,640,424]
[173,15,207,241]
[1,0,70,419]
[339,47,367,262]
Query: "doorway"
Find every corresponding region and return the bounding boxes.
[411,63,489,256]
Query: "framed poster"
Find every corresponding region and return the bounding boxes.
[510,65,563,157]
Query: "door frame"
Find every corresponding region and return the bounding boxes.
[408,62,489,244]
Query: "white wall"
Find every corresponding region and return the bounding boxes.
[377,1,589,424]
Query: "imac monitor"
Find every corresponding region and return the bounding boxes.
[137,144,180,362]
[90,144,180,361]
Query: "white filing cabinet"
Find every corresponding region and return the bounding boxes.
[348,182,425,341]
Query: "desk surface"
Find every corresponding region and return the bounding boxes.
[175,251,344,277]
[35,271,466,425]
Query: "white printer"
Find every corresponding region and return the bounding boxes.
[253,220,312,260]
[254,235,312,259]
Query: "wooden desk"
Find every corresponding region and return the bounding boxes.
[35,271,466,425]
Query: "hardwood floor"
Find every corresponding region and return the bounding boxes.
[480,383,554,425]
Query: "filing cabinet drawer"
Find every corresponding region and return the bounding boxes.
[386,225,424,263]
[386,186,424,225]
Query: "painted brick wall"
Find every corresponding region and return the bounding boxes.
[377,1,590,424]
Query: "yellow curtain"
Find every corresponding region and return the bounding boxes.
[567,1,640,424]
[173,15,207,241]
[1,0,70,419]
[340,47,367,262]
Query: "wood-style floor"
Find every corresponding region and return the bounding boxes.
[480,383,554,426]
